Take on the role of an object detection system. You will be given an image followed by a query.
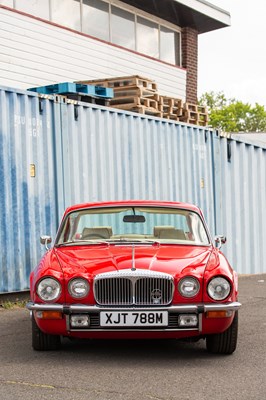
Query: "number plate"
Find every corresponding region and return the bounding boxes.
[100,311,168,327]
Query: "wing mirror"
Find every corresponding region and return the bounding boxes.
[214,235,226,249]
[40,235,52,251]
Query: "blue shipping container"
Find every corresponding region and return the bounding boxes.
[1,85,266,292]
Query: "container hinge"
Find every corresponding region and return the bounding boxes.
[227,140,232,162]
[39,98,44,114]
[74,105,79,120]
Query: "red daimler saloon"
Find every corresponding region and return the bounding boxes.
[27,201,241,354]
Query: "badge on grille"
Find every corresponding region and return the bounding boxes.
[151,289,162,304]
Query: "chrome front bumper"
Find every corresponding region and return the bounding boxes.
[27,301,241,332]
[26,301,241,313]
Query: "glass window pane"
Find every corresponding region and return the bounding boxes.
[51,0,81,31]
[137,17,159,59]
[111,6,135,50]
[160,26,180,65]
[82,0,109,41]
[15,0,49,19]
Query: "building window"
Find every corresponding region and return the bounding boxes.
[51,0,81,31]
[136,17,159,59]
[15,0,50,19]
[82,0,109,41]
[111,6,135,50]
[160,26,180,65]
[9,0,181,66]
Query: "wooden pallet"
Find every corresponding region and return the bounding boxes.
[163,113,180,121]
[113,86,158,99]
[112,104,162,117]
[158,96,183,120]
[134,106,162,117]
[110,96,158,109]
[76,75,158,92]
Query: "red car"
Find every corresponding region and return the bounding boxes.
[27,201,241,354]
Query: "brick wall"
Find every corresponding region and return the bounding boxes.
[182,27,198,104]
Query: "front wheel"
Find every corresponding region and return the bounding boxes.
[32,316,61,351]
[206,311,238,355]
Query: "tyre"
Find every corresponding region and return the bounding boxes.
[32,316,61,351]
[206,311,238,355]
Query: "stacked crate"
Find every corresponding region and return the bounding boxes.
[28,82,113,106]
[179,104,208,126]
[76,76,208,126]
[159,96,183,121]
[76,76,162,117]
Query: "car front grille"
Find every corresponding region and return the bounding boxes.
[94,270,174,306]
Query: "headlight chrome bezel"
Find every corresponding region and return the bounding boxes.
[36,277,61,302]
[178,277,200,298]
[68,278,90,299]
[207,276,231,301]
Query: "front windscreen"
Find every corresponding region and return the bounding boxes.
[56,207,210,246]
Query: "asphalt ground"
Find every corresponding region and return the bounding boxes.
[0,274,265,400]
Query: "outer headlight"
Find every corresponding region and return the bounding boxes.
[37,278,61,301]
[178,277,200,298]
[207,277,231,300]
[68,278,90,298]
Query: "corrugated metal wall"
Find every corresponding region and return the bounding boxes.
[0,87,59,292]
[59,102,216,235]
[213,135,266,274]
[1,85,266,292]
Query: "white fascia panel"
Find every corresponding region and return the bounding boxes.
[173,0,231,26]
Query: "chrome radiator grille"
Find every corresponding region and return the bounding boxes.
[94,270,174,306]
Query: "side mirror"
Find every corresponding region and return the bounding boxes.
[40,235,52,251]
[214,235,226,249]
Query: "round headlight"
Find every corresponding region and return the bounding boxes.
[68,278,90,298]
[178,277,200,298]
[37,278,61,301]
[207,277,231,300]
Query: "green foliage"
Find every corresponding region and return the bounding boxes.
[199,91,266,132]
[0,300,27,309]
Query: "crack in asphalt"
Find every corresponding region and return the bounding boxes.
[0,379,174,400]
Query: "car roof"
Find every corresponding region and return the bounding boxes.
[63,200,202,216]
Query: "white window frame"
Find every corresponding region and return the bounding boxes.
[12,0,182,66]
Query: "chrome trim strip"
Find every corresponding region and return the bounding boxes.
[203,302,241,312]
[26,301,241,313]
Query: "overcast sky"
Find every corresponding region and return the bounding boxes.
[198,0,266,107]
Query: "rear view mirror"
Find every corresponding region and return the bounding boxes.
[123,215,146,223]
[40,235,52,251]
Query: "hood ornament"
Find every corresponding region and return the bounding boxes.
[131,244,136,271]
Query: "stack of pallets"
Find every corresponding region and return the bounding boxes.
[76,76,208,126]
[28,82,113,106]
[159,96,183,121]
[31,77,209,126]
[179,104,208,126]
[76,76,162,118]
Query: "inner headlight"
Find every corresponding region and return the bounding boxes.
[37,278,61,301]
[207,277,231,300]
[68,278,90,298]
[178,277,200,298]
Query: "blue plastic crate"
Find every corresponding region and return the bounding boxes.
[94,86,113,98]
[28,82,113,98]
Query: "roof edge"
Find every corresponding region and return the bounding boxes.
[174,0,231,27]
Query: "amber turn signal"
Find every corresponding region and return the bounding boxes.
[206,310,232,318]
[36,311,63,320]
